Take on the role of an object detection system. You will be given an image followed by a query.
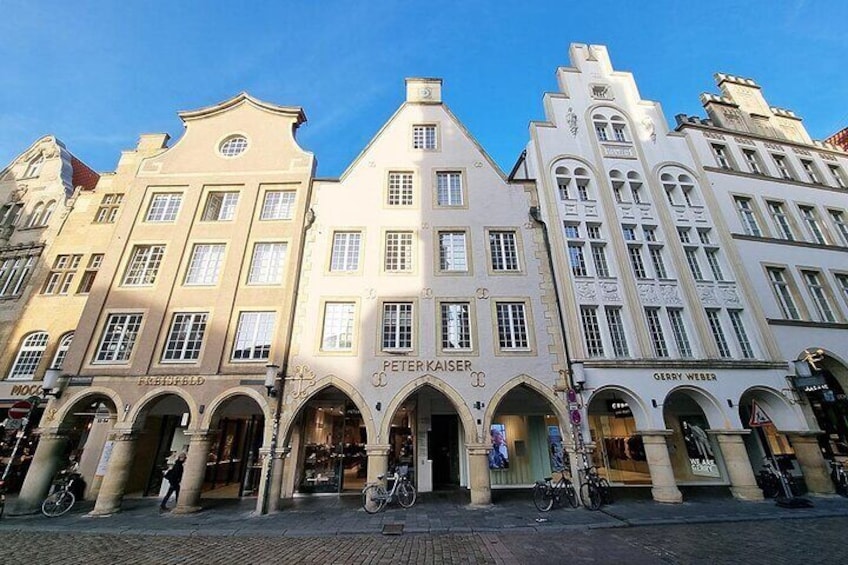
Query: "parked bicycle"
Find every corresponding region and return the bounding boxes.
[579,465,612,511]
[830,459,848,497]
[41,470,81,517]
[533,470,578,512]
[756,457,798,499]
[361,466,416,514]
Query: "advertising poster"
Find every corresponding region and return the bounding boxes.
[95,440,115,477]
[547,426,565,472]
[488,423,509,470]
[679,415,720,478]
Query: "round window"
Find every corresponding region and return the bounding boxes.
[219,135,248,157]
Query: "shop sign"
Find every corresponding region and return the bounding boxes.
[653,372,717,382]
[791,374,828,394]
[137,376,206,386]
[381,359,473,373]
[680,415,720,478]
[9,384,44,397]
[606,400,633,418]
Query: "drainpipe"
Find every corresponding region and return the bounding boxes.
[528,206,588,467]
[261,207,316,514]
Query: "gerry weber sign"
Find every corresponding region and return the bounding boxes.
[653,372,717,382]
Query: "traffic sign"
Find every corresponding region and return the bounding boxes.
[748,400,773,427]
[8,400,32,419]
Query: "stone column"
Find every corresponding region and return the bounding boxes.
[255,447,273,514]
[13,430,67,514]
[265,447,287,513]
[173,431,215,514]
[466,443,492,505]
[786,431,835,494]
[89,430,138,516]
[365,444,391,484]
[712,430,763,500]
[641,430,683,503]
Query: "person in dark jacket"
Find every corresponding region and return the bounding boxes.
[160,452,186,511]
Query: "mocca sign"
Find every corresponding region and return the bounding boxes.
[9,384,44,396]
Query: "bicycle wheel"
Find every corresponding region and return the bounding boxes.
[599,478,613,505]
[362,485,386,514]
[397,482,416,508]
[42,491,75,517]
[564,482,579,508]
[533,483,554,512]
[580,482,601,511]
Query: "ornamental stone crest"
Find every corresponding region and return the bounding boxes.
[697,285,718,305]
[599,282,621,302]
[566,107,578,136]
[288,364,316,400]
[575,282,597,301]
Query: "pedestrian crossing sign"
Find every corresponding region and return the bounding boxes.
[749,400,772,427]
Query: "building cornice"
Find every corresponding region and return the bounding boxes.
[731,233,848,254]
[677,121,846,159]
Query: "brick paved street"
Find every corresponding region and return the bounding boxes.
[1,517,846,564]
[1,491,847,564]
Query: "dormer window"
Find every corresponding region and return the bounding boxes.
[611,117,628,142]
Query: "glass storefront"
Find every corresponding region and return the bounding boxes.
[806,370,848,460]
[204,415,264,497]
[489,414,561,486]
[588,404,651,485]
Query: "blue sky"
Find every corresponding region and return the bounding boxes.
[1,1,846,177]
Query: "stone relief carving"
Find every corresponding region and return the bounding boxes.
[718,285,741,305]
[598,282,621,302]
[371,371,388,387]
[470,371,486,387]
[637,283,658,304]
[566,107,578,136]
[641,116,656,143]
[658,284,682,305]
[289,364,316,400]
[422,288,433,299]
[697,285,718,305]
[703,131,726,141]
[575,282,597,301]
[475,288,490,299]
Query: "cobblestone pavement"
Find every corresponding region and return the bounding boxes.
[1,517,846,564]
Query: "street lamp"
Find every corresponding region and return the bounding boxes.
[42,367,64,399]
[265,364,281,397]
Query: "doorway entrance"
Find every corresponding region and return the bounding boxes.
[430,414,459,488]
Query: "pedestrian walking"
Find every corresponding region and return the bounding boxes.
[160,452,186,511]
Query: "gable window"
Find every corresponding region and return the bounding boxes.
[95,313,143,363]
[51,332,74,370]
[828,210,848,246]
[767,267,800,320]
[248,242,287,285]
[627,172,644,204]
[26,203,44,228]
[322,302,355,351]
[382,302,413,351]
[260,191,296,220]
[122,245,165,286]
[593,115,609,141]
[772,154,794,180]
[412,125,437,150]
[496,302,529,350]
[799,205,828,245]
[611,117,628,142]
[95,194,124,223]
[605,306,629,357]
[436,172,463,206]
[232,312,275,361]
[706,309,732,358]
[77,254,103,294]
[800,159,821,184]
[610,170,625,203]
[219,135,248,157]
[489,230,519,271]
[734,197,762,236]
[802,270,836,322]
[387,172,414,206]
[742,149,764,174]
[767,201,794,240]
[145,193,182,222]
[330,232,362,272]
[43,254,82,295]
[580,306,604,358]
[711,144,733,170]
[202,192,239,221]
[440,302,472,351]
[162,312,208,362]
[828,164,848,189]
[184,244,225,286]
[644,308,668,358]
[0,254,36,297]
[555,166,591,201]
[385,231,414,272]
[438,231,468,272]
[24,154,44,178]
[8,331,48,379]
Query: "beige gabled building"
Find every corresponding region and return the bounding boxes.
[16,93,316,515]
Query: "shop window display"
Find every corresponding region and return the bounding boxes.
[490,415,562,487]
[297,401,367,494]
[588,402,651,485]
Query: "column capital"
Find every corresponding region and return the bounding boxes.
[364,444,391,456]
[108,428,139,442]
[184,430,216,442]
[637,429,674,437]
[781,429,825,439]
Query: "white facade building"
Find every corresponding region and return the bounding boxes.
[513,44,822,501]
[677,73,848,493]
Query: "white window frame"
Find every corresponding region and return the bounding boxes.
[95,313,143,363]
[330,232,362,272]
[605,306,628,357]
[384,231,414,273]
[802,270,836,322]
[436,172,464,207]
[7,331,48,380]
[51,332,74,370]
[387,171,414,206]
[231,312,275,361]
[122,245,165,286]
[247,242,287,285]
[496,302,529,351]
[382,302,413,351]
[412,124,437,150]
[145,193,182,223]
[580,306,604,358]
[321,302,356,351]
[489,230,520,272]
[438,231,468,273]
[162,312,208,362]
[260,190,296,220]
[184,244,226,286]
[440,302,472,352]
[201,192,239,221]
[767,267,800,320]
[706,309,732,358]
[734,197,762,237]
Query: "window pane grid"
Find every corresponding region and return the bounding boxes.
[382,303,413,350]
[261,191,296,220]
[441,303,471,350]
[728,310,754,359]
[645,308,668,357]
[605,306,628,357]
[803,271,836,322]
[185,244,225,285]
[489,231,519,271]
[706,309,732,358]
[330,232,361,271]
[412,125,436,149]
[322,303,355,350]
[768,268,800,320]
[497,303,529,349]
[568,244,587,277]
[591,244,610,277]
[628,246,647,279]
[580,306,604,357]
[388,172,414,206]
[122,245,165,286]
[437,172,463,206]
[439,232,467,271]
[163,313,208,361]
[248,243,287,285]
[8,332,48,379]
[667,309,692,358]
[202,192,239,221]
[385,232,414,272]
[96,314,142,363]
[232,312,275,360]
[145,194,182,222]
